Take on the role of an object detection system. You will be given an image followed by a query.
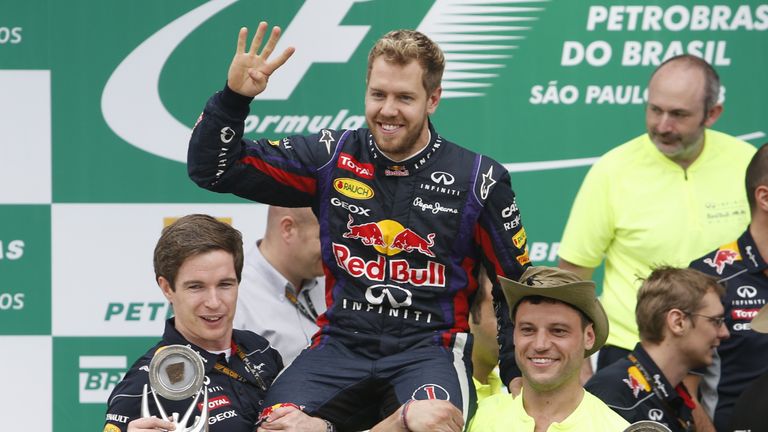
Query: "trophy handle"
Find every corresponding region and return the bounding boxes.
[181,386,208,432]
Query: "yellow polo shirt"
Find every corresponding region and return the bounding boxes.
[559,130,755,350]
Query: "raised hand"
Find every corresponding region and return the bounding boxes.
[227,22,295,97]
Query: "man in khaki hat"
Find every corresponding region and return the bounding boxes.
[468,267,628,432]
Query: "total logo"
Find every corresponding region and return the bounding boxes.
[732,308,759,320]
[198,395,232,413]
[338,152,374,180]
[343,215,436,257]
[79,355,127,403]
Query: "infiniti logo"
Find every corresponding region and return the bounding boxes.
[648,409,664,421]
[737,286,758,299]
[430,171,455,185]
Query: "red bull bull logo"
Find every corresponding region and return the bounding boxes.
[343,215,387,247]
[259,402,301,422]
[342,216,436,257]
[703,248,740,274]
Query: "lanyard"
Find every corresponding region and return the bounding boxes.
[213,341,267,391]
[284,284,319,323]
[627,354,694,431]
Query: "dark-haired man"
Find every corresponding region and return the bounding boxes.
[469,267,628,431]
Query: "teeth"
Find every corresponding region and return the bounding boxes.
[381,123,399,131]
[531,358,554,364]
[202,316,221,322]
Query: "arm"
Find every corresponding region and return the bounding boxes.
[188,24,329,206]
[370,400,464,432]
[683,374,716,432]
[474,162,529,385]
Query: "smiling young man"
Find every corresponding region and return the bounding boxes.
[558,55,756,378]
[586,267,729,431]
[468,267,629,432]
[103,215,326,432]
[188,23,528,430]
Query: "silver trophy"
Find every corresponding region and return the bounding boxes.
[141,344,209,432]
[623,420,673,432]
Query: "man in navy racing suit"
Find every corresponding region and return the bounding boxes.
[188,23,529,431]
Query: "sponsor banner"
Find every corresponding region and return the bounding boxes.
[0,70,51,204]
[0,205,51,335]
[53,336,156,432]
[51,203,268,336]
[0,336,52,431]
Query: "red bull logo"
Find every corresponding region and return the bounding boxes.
[343,216,436,257]
[343,215,387,247]
[703,248,740,274]
[259,402,301,422]
[332,243,446,287]
[622,366,650,398]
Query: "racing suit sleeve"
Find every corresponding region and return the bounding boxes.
[103,366,147,432]
[474,161,530,385]
[188,86,339,206]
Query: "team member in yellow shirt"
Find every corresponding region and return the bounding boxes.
[559,55,755,372]
[469,267,628,432]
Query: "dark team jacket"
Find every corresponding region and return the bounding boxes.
[689,227,768,432]
[103,319,283,432]
[188,86,530,383]
[728,369,768,432]
[585,344,695,432]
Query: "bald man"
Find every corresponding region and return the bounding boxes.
[234,206,325,365]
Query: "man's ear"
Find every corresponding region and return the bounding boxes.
[427,86,442,115]
[703,104,723,127]
[583,323,596,352]
[158,276,174,302]
[667,308,688,336]
[755,185,768,213]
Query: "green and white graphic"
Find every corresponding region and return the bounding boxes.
[0,1,765,430]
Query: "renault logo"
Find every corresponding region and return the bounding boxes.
[430,171,455,185]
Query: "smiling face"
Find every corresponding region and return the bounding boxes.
[365,56,441,161]
[679,289,730,369]
[159,249,238,352]
[513,300,595,393]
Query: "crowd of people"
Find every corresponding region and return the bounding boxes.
[102,22,766,432]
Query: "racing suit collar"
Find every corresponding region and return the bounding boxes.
[163,318,231,373]
[366,120,443,174]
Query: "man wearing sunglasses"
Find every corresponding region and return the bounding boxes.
[585,267,729,431]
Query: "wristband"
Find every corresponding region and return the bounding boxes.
[401,399,414,431]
